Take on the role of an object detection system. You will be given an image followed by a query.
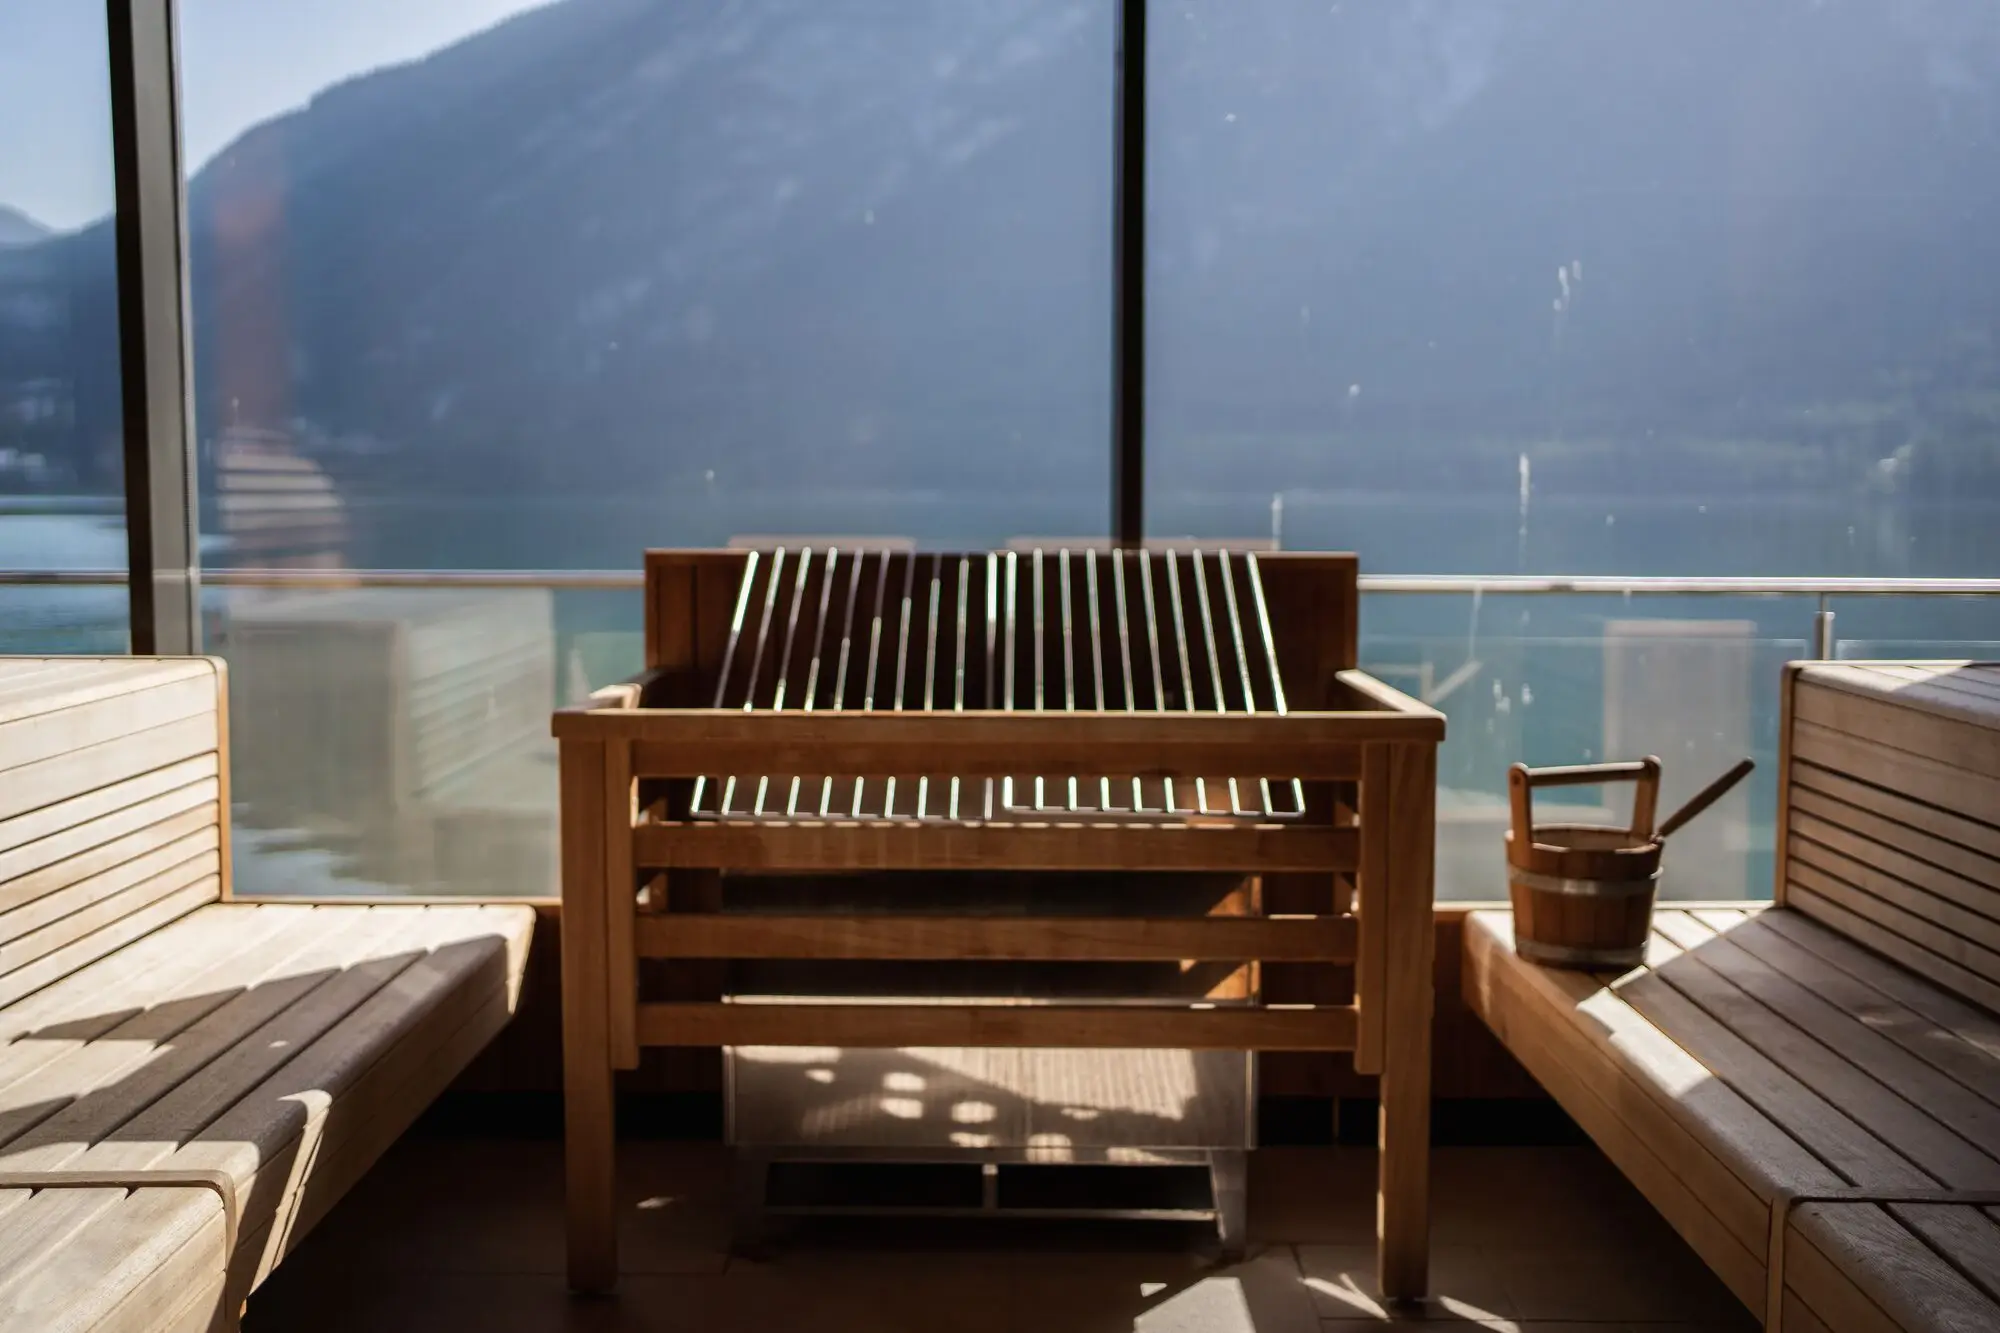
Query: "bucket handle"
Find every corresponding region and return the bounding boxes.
[1508,757,1664,848]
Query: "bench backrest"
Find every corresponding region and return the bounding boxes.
[1779,660,2000,1012]
[0,657,228,1009]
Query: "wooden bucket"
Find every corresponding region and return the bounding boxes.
[1505,758,1663,970]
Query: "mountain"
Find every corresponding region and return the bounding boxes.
[0,206,51,249]
[181,0,1115,500]
[7,0,2000,512]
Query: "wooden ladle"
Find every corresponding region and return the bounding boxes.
[1655,758,1756,842]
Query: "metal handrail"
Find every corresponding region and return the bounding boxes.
[4,568,2000,596]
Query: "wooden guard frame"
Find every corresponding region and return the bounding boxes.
[556,550,1442,1298]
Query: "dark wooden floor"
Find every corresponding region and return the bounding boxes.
[242,1137,1753,1331]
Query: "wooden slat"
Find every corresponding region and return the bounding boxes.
[0,906,309,1158]
[1793,1201,2000,1333]
[0,908,411,1171]
[1775,662,1802,905]
[1333,669,1443,724]
[1471,957,1767,1306]
[0,805,218,944]
[1791,783,2000,903]
[558,740,616,1293]
[1464,911,1827,1252]
[0,660,210,730]
[635,913,1354,961]
[1378,741,1436,1302]
[1859,664,2000,711]
[81,1194,230,1333]
[0,1189,223,1333]
[1787,853,2000,990]
[241,966,522,1294]
[1621,939,1935,1191]
[637,1001,1357,1050]
[1785,1212,1930,1333]
[0,913,398,1287]
[1465,911,2000,1330]
[1806,663,2000,734]
[1352,744,1391,1076]
[1796,674,2000,783]
[213,660,234,901]
[157,908,529,1267]
[0,754,216,861]
[0,676,219,779]
[1791,726,2000,854]
[234,964,523,1297]
[572,707,1414,770]
[1791,811,2000,938]
[0,785,217,918]
[633,819,1357,873]
[1647,913,2000,1188]
[0,840,220,979]
[0,903,281,1048]
[603,742,638,1071]
[1631,924,2000,1315]
[1751,911,2000,1110]
[1785,879,2000,1019]
[0,714,216,827]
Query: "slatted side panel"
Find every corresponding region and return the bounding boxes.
[1785,662,2000,1014]
[0,658,226,1005]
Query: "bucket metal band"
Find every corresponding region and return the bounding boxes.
[1513,937,1647,969]
[1507,865,1661,898]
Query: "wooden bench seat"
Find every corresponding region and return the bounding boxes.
[0,659,535,1331]
[1465,662,2000,1333]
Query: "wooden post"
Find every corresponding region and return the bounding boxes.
[560,738,617,1292]
[1377,741,1436,1303]
[604,740,639,1070]
[1353,748,1392,1076]
[1772,662,1802,906]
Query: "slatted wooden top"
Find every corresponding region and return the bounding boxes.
[1467,906,2000,1333]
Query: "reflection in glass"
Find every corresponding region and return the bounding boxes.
[181,0,1115,564]
[1149,1,2000,579]
[0,0,127,650]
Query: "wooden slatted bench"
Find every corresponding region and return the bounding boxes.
[1465,661,2000,1333]
[0,657,536,1331]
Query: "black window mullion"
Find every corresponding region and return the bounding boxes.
[1112,0,1146,547]
[107,0,201,654]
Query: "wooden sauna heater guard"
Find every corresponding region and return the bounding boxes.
[554,548,1443,1298]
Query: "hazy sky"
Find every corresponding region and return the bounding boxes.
[0,0,544,231]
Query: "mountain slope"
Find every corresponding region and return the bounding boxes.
[6,0,2000,508]
[0,205,51,248]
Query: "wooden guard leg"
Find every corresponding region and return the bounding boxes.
[561,740,618,1292]
[1377,743,1436,1302]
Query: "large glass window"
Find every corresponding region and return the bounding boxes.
[177,0,1117,895]
[181,0,1115,567]
[1149,0,2000,576]
[1149,2,2000,897]
[0,0,128,652]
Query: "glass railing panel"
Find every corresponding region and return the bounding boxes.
[0,2,128,647]
[1365,593,1813,902]
[0,578,129,654]
[209,584,644,899]
[185,573,2000,901]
